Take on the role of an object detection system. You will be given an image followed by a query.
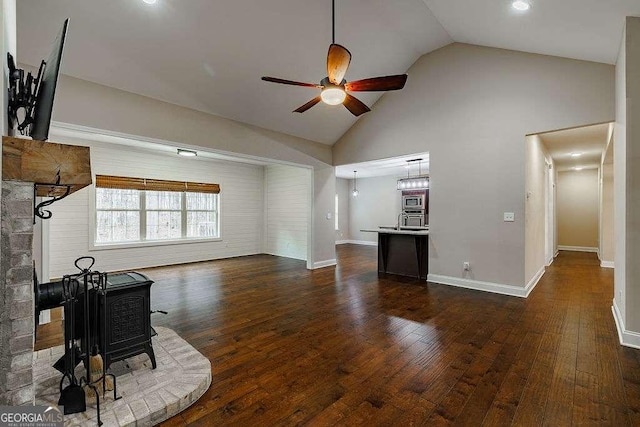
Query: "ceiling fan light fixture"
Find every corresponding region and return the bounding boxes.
[321,87,346,105]
[512,0,530,11]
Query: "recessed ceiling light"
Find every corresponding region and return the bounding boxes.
[574,167,583,171]
[512,0,531,11]
[143,0,157,4]
[177,149,197,157]
[570,152,582,157]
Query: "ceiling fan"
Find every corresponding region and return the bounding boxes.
[261,0,408,117]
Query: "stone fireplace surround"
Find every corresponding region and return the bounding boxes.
[0,180,36,406]
[1,137,93,406]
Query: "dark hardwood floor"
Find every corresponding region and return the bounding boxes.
[36,246,640,426]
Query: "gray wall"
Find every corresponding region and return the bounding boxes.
[601,162,614,264]
[525,134,552,284]
[334,43,615,287]
[349,176,402,243]
[556,169,599,249]
[312,166,336,265]
[335,178,351,242]
[44,72,333,168]
[622,17,640,334]
[615,23,628,328]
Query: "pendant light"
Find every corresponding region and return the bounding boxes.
[397,159,429,190]
[352,170,359,197]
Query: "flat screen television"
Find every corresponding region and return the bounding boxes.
[31,18,69,141]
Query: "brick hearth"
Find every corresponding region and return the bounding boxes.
[34,327,211,426]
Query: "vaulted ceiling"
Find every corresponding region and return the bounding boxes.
[16,1,640,145]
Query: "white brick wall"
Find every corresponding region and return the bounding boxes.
[264,165,310,261]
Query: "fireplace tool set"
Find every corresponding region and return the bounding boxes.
[56,256,119,426]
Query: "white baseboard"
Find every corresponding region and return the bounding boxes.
[426,272,540,298]
[600,260,615,268]
[335,240,377,246]
[526,266,546,294]
[554,250,559,258]
[612,300,640,349]
[546,256,554,266]
[311,259,337,269]
[558,245,598,253]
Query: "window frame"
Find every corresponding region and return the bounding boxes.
[90,186,222,251]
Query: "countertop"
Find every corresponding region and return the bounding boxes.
[361,227,430,236]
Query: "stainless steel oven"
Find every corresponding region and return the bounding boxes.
[402,195,425,210]
[403,210,425,227]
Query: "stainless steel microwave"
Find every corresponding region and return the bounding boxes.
[402,195,425,210]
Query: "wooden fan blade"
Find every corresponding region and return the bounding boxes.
[343,94,370,117]
[345,74,408,92]
[327,44,351,85]
[293,96,322,113]
[262,76,321,88]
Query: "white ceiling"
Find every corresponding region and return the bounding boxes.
[16,0,450,145]
[538,123,611,172]
[423,0,640,64]
[16,1,639,145]
[336,153,429,179]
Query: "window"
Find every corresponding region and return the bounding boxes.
[95,175,220,245]
[146,191,182,240]
[186,192,218,238]
[335,194,339,231]
[96,188,140,243]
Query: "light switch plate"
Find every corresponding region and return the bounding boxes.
[504,212,515,222]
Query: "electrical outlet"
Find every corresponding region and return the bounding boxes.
[504,212,515,222]
[463,262,470,271]
[326,212,332,220]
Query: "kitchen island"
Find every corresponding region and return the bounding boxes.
[361,227,429,280]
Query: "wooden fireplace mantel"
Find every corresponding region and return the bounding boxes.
[2,136,92,197]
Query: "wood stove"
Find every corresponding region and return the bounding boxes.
[98,272,156,370]
[36,271,157,371]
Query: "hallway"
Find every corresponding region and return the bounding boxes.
[513,250,636,425]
